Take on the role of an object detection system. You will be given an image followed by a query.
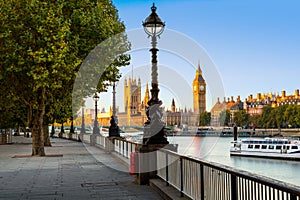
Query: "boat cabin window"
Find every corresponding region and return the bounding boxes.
[291,146,298,150]
[276,146,282,150]
[268,145,274,149]
[261,145,267,149]
[254,145,260,149]
[248,144,253,149]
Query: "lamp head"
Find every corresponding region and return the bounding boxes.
[93,93,100,102]
[142,3,165,37]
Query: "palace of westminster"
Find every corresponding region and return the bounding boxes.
[84,63,300,128]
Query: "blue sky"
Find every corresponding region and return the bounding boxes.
[88,0,300,112]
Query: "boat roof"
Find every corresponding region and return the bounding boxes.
[238,137,293,144]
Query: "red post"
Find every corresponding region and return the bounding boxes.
[129,152,138,175]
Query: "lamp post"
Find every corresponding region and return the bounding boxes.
[142,3,168,144]
[70,116,74,133]
[109,81,120,137]
[93,93,100,134]
[81,102,86,134]
[51,121,55,138]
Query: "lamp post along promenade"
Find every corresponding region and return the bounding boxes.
[142,3,168,145]
[80,102,86,134]
[109,82,121,137]
[136,4,177,185]
[93,93,100,134]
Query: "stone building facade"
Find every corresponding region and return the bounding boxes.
[210,89,300,126]
[96,63,207,127]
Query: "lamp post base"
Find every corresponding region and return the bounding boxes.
[143,102,168,144]
[109,116,121,137]
[143,125,168,145]
[136,143,177,185]
[109,126,120,137]
[93,126,100,134]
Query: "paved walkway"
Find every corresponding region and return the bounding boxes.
[0,136,163,200]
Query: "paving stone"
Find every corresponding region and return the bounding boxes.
[0,136,163,200]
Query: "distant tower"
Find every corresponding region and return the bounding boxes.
[171,98,176,112]
[193,62,206,115]
[124,78,128,113]
[143,83,150,107]
[124,77,142,115]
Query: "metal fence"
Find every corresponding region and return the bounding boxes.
[82,134,90,143]
[157,149,300,200]
[58,134,300,200]
[114,139,141,158]
[95,134,106,148]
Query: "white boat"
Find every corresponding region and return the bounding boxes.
[230,137,300,161]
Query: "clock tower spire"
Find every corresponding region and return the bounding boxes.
[193,62,206,117]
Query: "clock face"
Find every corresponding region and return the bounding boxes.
[200,85,205,91]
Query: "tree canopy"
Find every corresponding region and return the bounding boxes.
[219,109,231,126]
[233,110,249,127]
[0,0,130,155]
[199,111,211,126]
[245,105,300,128]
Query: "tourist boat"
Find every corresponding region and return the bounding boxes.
[230,137,300,161]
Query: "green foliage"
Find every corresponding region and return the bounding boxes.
[0,0,130,127]
[219,109,231,126]
[199,112,211,126]
[233,110,249,127]
[0,0,130,154]
[247,105,300,128]
[284,104,299,128]
[275,104,288,128]
[249,114,262,128]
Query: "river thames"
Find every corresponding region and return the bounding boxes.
[167,136,300,187]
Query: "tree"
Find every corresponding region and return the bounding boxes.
[284,104,299,128]
[219,109,231,126]
[233,110,249,127]
[296,106,300,127]
[199,112,211,126]
[1,0,130,155]
[260,106,276,128]
[249,114,262,128]
[275,105,288,128]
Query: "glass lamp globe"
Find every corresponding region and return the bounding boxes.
[142,3,165,37]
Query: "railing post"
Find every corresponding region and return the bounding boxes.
[290,194,297,200]
[200,164,204,200]
[166,152,169,186]
[126,142,129,157]
[231,174,237,200]
[122,141,124,156]
[180,157,184,197]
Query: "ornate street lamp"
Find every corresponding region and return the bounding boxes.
[70,116,75,134]
[109,81,120,137]
[93,93,100,134]
[80,102,86,134]
[142,3,168,144]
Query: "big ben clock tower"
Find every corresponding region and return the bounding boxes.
[193,63,206,115]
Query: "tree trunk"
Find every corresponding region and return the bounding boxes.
[43,124,51,146]
[27,105,33,129]
[32,87,46,156]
